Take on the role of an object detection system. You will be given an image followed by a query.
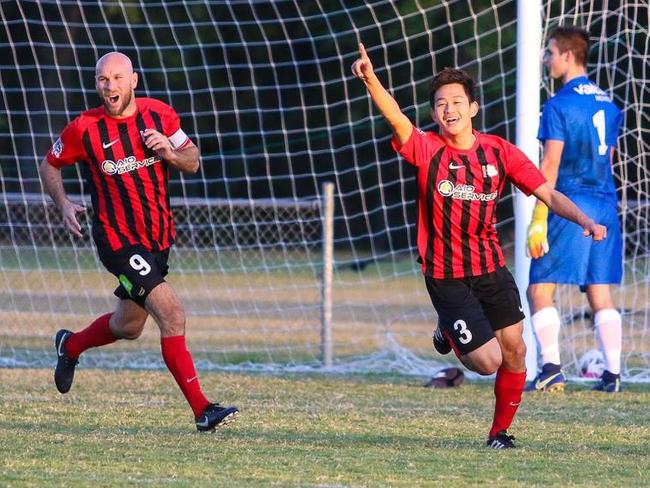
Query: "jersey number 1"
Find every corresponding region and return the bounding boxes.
[592,109,609,156]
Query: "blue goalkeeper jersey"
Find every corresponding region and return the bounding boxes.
[537,76,622,199]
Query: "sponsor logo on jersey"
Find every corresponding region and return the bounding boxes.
[437,180,454,196]
[101,155,161,175]
[573,83,613,102]
[52,138,64,157]
[118,274,133,296]
[437,179,497,201]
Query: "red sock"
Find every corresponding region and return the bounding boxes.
[489,366,526,437]
[65,313,118,359]
[161,335,209,417]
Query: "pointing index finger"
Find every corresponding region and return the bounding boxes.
[358,42,367,59]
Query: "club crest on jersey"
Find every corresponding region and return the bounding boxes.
[101,155,161,175]
[482,164,498,178]
[52,138,64,157]
[437,179,497,201]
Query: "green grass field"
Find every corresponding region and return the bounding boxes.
[2,369,649,487]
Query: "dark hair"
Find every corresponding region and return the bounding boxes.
[549,26,590,66]
[428,68,476,109]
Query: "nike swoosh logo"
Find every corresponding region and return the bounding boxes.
[57,334,67,357]
[509,402,521,407]
[102,139,118,149]
[186,376,197,383]
[535,372,562,390]
[448,163,464,170]
[196,416,209,428]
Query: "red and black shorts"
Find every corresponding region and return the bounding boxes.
[424,266,525,356]
[97,244,170,307]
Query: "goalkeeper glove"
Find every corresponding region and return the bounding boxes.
[526,204,549,259]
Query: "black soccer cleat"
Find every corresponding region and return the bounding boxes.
[487,430,516,449]
[195,403,240,432]
[432,327,452,355]
[54,329,78,394]
[592,370,622,393]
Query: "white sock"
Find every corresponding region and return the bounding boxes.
[531,307,562,366]
[594,309,622,375]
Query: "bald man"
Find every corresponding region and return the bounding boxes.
[40,52,239,431]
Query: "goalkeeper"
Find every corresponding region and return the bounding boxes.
[526,27,624,394]
[352,42,606,449]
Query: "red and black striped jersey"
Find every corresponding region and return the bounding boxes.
[46,97,191,252]
[393,127,546,279]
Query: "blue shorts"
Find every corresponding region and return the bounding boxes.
[529,193,622,287]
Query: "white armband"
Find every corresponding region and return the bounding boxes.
[168,128,189,150]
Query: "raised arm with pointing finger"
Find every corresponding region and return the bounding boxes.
[352,41,606,449]
[351,43,412,145]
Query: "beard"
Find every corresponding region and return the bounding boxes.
[103,89,134,117]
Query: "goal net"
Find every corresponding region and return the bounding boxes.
[1,1,647,379]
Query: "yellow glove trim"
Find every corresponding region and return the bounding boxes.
[527,204,549,258]
[531,204,548,221]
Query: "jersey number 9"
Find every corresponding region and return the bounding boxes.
[129,254,152,276]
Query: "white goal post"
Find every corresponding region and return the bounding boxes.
[515,0,542,379]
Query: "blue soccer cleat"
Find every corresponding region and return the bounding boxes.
[524,363,566,392]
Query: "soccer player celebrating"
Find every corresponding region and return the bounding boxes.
[352,43,606,448]
[40,52,239,431]
[526,27,624,393]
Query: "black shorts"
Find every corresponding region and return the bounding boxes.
[424,266,525,356]
[97,244,170,307]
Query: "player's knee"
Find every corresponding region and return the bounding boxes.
[473,358,501,376]
[506,340,527,361]
[120,328,142,340]
[112,326,143,340]
[527,285,554,311]
[463,351,502,376]
[109,313,145,340]
[159,308,186,336]
[499,339,527,371]
[517,341,527,359]
[527,286,541,309]
[111,319,145,340]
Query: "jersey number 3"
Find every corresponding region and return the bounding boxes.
[453,319,473,345]
[592,109,609,156]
